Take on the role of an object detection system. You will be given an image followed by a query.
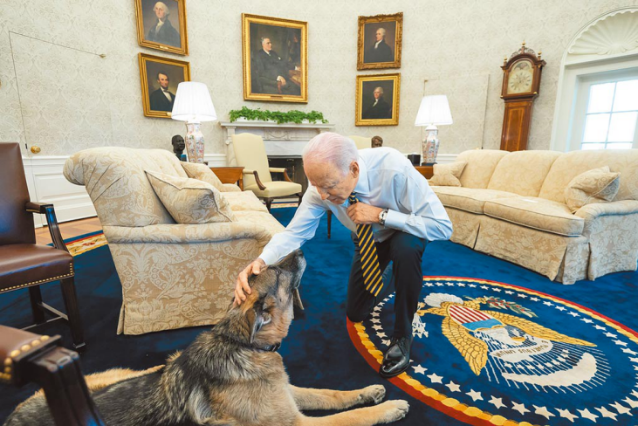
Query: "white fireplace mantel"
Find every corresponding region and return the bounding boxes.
[219,120,335,164]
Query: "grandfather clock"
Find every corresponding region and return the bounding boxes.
[500,43,546,151]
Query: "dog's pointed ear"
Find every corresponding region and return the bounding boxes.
[247,303,272,343]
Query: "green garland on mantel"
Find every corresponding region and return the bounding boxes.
[228,107,328,125]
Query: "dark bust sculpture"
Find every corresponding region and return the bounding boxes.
[171,135,186,161]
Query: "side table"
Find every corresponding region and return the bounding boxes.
[414,165,434,180]
[210,167,244,190]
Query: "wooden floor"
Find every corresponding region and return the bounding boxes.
[35,217,103,245]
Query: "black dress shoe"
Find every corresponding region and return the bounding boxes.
[379,336,412,379]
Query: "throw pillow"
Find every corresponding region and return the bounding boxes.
[146,170,235,224]
[181,162,224,191]
[428,162,467,187]
[564,166,620,213]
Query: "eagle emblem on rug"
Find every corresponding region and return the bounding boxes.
[349,277,638,425]
[417,293,596,381]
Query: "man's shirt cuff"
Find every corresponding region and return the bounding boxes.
[384,209,407,231]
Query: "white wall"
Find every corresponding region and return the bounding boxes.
[3,0,638,161]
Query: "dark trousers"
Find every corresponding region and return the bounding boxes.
[346,231,427,339]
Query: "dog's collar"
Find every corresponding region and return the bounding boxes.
[255,342,281,352]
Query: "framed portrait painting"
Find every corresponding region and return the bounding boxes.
[138,53,191,118]
[355,73,400,126]
[357,12,403,70]
[242,14,308,103]
[135,0,188,55]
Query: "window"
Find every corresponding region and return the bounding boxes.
[571,71,638,151]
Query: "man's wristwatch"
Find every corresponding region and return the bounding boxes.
[378,209,389,227]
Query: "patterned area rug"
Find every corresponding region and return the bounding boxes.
[350,277,638,425]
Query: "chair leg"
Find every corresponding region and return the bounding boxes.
[327,210,332,239]
[29,286,46,324]
[265,198,273,212]
[60,277,86,351]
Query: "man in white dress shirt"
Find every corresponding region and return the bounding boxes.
[234,132,452,378]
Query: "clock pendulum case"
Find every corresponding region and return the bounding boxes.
[500,42,546,151]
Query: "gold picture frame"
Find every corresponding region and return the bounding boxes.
[355,73,400,126]
[242,14,308,103]
[138,53,191,119]
[135,0,189,56]
[357,12,403,70]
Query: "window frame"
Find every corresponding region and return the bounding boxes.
[570,68,638,151]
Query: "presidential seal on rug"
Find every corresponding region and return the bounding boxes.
[4,250,409,426]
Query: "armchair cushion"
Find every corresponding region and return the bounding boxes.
[564,166,620,213]
[146,171,235,224]
[0,245,73,292]
[222,191,269,212]
[181,162,224,191]
[245,181,303,198]
[428,162,467,187]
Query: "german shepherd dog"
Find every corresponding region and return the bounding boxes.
[5,250,409,426]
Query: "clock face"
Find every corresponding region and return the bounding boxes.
[507,60,534,94]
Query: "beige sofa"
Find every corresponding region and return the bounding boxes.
[64,148,284,335]
[430,149,638,284]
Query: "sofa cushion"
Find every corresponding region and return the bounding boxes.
[222,191,269,212]
[487,150,561,197]
[181,162,224,191]
[431,187,520,214]
[429,162,467,187]
[484,197,584,237]
[455,150,509,189]
[564,166,620,213]
[146,171,235,224]
[539,149,638,203]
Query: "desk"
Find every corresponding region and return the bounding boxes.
[414,165,434,180]
[210,167,244,190]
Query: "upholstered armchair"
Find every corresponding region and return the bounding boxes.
[0,143,84,350]
[231,133,303,211]
[349,135,372,150]
[64,147,284,335]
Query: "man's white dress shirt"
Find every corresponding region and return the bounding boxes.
[259,147,453,265]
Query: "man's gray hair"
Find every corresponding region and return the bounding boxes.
[374,86,384,95]
[303,132,358,176]
[377,28,386,37]
[261,37,271,44]
[154,2,170,16]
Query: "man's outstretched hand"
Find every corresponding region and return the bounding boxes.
[234,258,266,305]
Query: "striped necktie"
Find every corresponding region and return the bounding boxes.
[349,193,383,296]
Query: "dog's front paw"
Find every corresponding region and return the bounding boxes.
[359,384,386,405]
[378,400,409,423]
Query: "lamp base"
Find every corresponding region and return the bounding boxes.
[185,122,205,163]
[421,125,440,166]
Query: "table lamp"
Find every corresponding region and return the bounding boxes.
[171,82,217,163]
[414,95,453,165]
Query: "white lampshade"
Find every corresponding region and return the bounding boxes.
[171,82,217,123]
[414,95,453,127]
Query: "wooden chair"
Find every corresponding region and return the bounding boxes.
[0,325,104,425]
[231,133,303,211]
[0,143,85,350]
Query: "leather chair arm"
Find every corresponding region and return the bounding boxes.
[269,167,294,182]
[0,325,106,425]
[25,202,69,252]
[0,325,57,385]
[242,169,267,190]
